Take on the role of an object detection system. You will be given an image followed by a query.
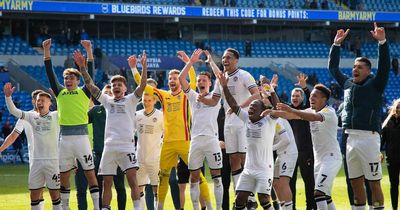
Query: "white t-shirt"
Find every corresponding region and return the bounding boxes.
[97,93,141,147]
[135,109,163,164]
[214,69,257,127]
[185,89,220,138]
[237,108,277,171]
[21,111,60,160]
[273,118,298,155]
[13,114,34,160]
[308,106,341,160]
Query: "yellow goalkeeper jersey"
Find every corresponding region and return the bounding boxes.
[134,67,196,142]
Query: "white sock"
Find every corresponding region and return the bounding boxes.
[248,192,256,202]
[213,176,223,210]
[133,199,141,209]
[353,205,366,210]
[261,201,274,210]
[52,198,62,210]
[60,188,70,210]
[38,199,44,210]
[327,197,336,210]
[52,203,62,210]
[232,169,242,192]
[31,200,41,210]
[373,205,384,209]
[190,182,200,210]
[369,206,373,210]
[315,195,328,210]
[316,200,328,210]
[90,186,100,210]
[153,192,158,210]
[283,201,293,210]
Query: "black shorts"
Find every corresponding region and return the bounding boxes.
[176,158,206,184]
[177,158,190,184]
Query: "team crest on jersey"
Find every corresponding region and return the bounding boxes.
[177,95,181,100]
[233,76,238,81]
[196,103,201,109]
[153,117,157,122]
[254,121,263,127]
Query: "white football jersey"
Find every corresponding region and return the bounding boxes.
[185,89,220,138]
[237,108,277,171]
[214,69,257,127]
[135,109,163,164]
[307,106,341,160]
[97,92,140,147]
[22,111,60,160]
[273,118,298,155]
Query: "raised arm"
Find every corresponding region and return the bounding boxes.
[267,74,280,108]
[177,51,197,90]
[328,29,350,87]
[198,94,221,106]
[134,50,148,97]
[370,22,390,92]
[81,40,94,77]
[261,109,300,120]
[204,50,222,76]
[129,55,155,96]
[217,72,240,114]
[197,79,221,106]
[277,102,323,122]
[179,49,203,92]
[73,51,100,97]
[295,73,311,108]
[3,83,23,119]
[0,130,20,153]
[42,39,63,96]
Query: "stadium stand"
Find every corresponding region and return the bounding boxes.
[361,0,400,12]
[4,34,398,60]
[0,36,38,55]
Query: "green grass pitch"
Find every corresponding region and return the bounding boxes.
[0,163,392,209]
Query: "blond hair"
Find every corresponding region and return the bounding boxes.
[169,69,180,76]
[382,98,400,128]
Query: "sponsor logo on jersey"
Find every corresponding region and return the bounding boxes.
[62,90,78,95]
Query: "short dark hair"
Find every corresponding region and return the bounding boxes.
[355,57,372,70]
[314,84,331,100]
[37,92,52,100]
[199,71,212,80]
[255,99,267,111]
[225,48,240,59]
